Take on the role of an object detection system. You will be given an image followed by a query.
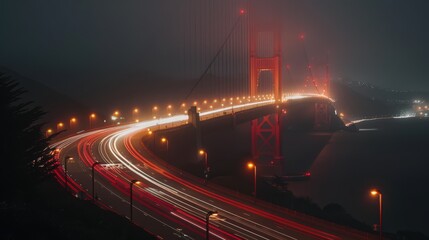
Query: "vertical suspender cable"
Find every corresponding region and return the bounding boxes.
[183,1,243,101]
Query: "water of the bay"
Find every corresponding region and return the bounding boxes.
[288,117,429,235]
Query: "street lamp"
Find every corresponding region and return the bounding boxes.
[152,106,158,119]
[133,108,139,122]
[199,149,209,182]
[180,102,186,110]
[64,156,73,192]
[247,162,257,197]
[45,128,53,138]
[206,210,218,240]
[161,137,168,152]
[92,162,100,202]
[70,117,77,129]
[57,122,64,131]
[167,104,173,116]
[89,113,96,128]
[370,189,383,240]
[130,179,141,222]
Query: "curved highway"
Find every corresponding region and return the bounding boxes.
[52,99,376,240]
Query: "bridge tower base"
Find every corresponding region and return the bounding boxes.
[188,106,202,152]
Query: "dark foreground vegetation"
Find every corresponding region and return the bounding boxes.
[1,181,155,240]
[0,72,154,240]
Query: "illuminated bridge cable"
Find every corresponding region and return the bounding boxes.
[300,35,320,94]
[282,44,294,87]
[224,3,229,98]
[184,13,244,101]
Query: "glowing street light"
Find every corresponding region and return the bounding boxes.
[111,111,121,123]
[69,117,77,129]
[199,149,209,182]
[206,210,218,240]
[199,149,207,159]
[370,189,383,240]
[161,137,168,152]
[57,122,64,131]
[247,162,257,197]
[133,108,139,122]
[152,106,158,119]
[129,179,141,222]
[89,113,96,128]
[45,128,53,138]
[181,103,187,113]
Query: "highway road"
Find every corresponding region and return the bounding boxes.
[52,99,377,240]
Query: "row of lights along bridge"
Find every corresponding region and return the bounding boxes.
[45,94,275,137]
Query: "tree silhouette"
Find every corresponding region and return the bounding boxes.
[0,72,58,199]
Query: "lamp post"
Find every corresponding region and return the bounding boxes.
[247,162,257,197]
[130,179,141,222]
[181,103,187,114]
[205,210,218,240]
[161,137,169,152]
[57,122,64,131]
[70,117,77,129]
[45,128,53,138]
[89,113,96,128]
[112,111,120,124]
[370,189,383,240]
[147,129,155,147]
[64,156,73,191]
[199,149,209,182]
[152,106,158,119]
[133,108,139,122]
[167,104,173,116]
[92,162,100,202]
[199,149,208,168]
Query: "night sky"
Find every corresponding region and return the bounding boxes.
[1,0,429,107]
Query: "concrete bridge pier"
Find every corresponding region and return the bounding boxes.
[188,106,203,157]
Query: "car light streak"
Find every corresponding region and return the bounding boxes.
[52,97,356,240]
[101,126,339,239]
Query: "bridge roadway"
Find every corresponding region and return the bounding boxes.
[54,96,377,240]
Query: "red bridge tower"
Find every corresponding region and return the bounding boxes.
[249,22,283,167]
